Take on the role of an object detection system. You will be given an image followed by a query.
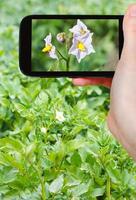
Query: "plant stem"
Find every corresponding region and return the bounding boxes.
[40,177,46,200]
[34,165,46,200]
[106,175,111,200]
[56,49,67,61]
[66,56,70,71]
[28,161,46,200]
[56,49,70,71]
[66,57,69,71]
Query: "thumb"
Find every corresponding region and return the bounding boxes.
[121,4,136,60]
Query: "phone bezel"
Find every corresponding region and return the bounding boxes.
[19,15,124,77]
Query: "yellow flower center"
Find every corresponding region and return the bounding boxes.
[42,44,52,53]
[80,28,86,35]
[77,41,86,51]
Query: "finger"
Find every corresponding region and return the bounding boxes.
[72,77,112,88]
[121,4,136,60]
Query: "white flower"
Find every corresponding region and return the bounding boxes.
[55,110,65,122]
[42,33,58,59]
[69,19,95,63]
[69,19,90,37]
[41,127,47,134]
[56,32,66,43]
[69,32,95,63]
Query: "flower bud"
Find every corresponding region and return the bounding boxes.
[56,32,66,43]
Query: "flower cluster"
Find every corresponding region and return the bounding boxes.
[42,19,95,66]
[69,19,95,63]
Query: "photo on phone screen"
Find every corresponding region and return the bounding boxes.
[19,15,123,77]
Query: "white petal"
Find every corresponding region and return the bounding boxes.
[86,43,95,55]
[68,38,78,54]
[44,33,52,44]
[76,50,87,63]
[56,111,65,122]
[69,19,87,36]
[69,25,79,33]
[80,50,87,61]
[41,127,47,134]
[68,44,77,55]
[49,46,58,59]
[81,32,92,43]
[77,19,88,31]
[79,33,95,55]
[76,50,81,63]
[69,28,83,38]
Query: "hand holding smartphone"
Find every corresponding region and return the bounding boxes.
[19,15,124,77]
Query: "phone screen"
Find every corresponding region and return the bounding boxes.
[31,18,119,72]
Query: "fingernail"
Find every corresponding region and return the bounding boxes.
[130,6,136,16]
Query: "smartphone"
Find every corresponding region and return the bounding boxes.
[19,15,124,77]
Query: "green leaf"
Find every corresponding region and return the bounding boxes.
[0,166,17,184]
[49,174,64,193]
[70,182,90,197]
[0,153,24,173]
[106,165,120,183]
[92,187,105,197]
[71,151,81,166]
[66,138,87,153]
[25,143,36,158]
[0,138,24,152]
[34,91,49,105]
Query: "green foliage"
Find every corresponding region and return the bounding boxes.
[1,0,136,199]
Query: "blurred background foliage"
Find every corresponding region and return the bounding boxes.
[1,0,136,200]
